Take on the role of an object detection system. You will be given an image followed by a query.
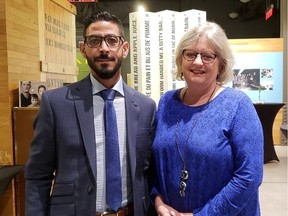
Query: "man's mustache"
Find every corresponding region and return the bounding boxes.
[94,54,114,61]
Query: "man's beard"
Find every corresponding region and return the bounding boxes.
[87,55,122,79]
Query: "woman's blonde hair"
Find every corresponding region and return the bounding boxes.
[175,21,234,85]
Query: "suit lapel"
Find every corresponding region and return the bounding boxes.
[70,80,140,182]
[72,76,97,180]
[124,84,140,183]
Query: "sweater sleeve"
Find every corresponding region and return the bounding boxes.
[194,95,264,215]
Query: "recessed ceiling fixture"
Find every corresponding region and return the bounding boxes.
[229,12,239,19]
[138,5,145,12]
[240,0,250,2]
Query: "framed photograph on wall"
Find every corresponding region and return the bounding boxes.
[231,52,283,103]
[18,81,48,107]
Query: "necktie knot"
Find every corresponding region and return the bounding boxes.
[100,89,116,101]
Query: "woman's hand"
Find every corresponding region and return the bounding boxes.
[155,195,193,216]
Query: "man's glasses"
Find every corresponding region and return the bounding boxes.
[84,35,123,48]
[182,49,217,64]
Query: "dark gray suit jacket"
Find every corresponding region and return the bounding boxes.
[25,75,156,216]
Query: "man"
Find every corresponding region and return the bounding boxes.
[25,11,156,216]
[20,80,32,107]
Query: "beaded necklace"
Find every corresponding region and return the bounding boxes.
[175,85,217,197]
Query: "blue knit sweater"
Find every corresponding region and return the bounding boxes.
[151,87,263,215]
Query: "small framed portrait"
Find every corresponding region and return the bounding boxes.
[19,81,48,107]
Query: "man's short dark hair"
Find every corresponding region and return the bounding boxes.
[31,93,39,99]
[82,11,124,38]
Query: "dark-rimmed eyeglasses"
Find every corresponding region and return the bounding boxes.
[182,50,217,64]
[84,35,123,48]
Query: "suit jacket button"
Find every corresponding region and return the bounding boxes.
[87,186,94,194]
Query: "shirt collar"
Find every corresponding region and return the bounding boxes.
[90,73,124,96]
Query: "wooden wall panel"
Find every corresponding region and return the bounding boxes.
[0,0,39,214]
[4,0,39,104]
[229,38,284,52]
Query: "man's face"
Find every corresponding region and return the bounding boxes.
[21,81,31,93]
[80,21,129,81]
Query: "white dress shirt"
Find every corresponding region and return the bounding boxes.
[90,74,130,212]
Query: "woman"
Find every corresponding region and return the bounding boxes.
[150,21,263,216]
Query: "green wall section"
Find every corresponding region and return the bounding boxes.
[77,52,90,81]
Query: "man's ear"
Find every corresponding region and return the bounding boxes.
[79,42,87,58]
[122,41,129,59]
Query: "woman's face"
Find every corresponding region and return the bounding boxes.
[38,87,45,96]
[181,36,220,88]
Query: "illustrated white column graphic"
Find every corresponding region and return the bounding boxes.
[129,9,206,103]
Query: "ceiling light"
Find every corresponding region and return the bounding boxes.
[137,5,145,12]
[240,0,250,3]
[229,12,239,19]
